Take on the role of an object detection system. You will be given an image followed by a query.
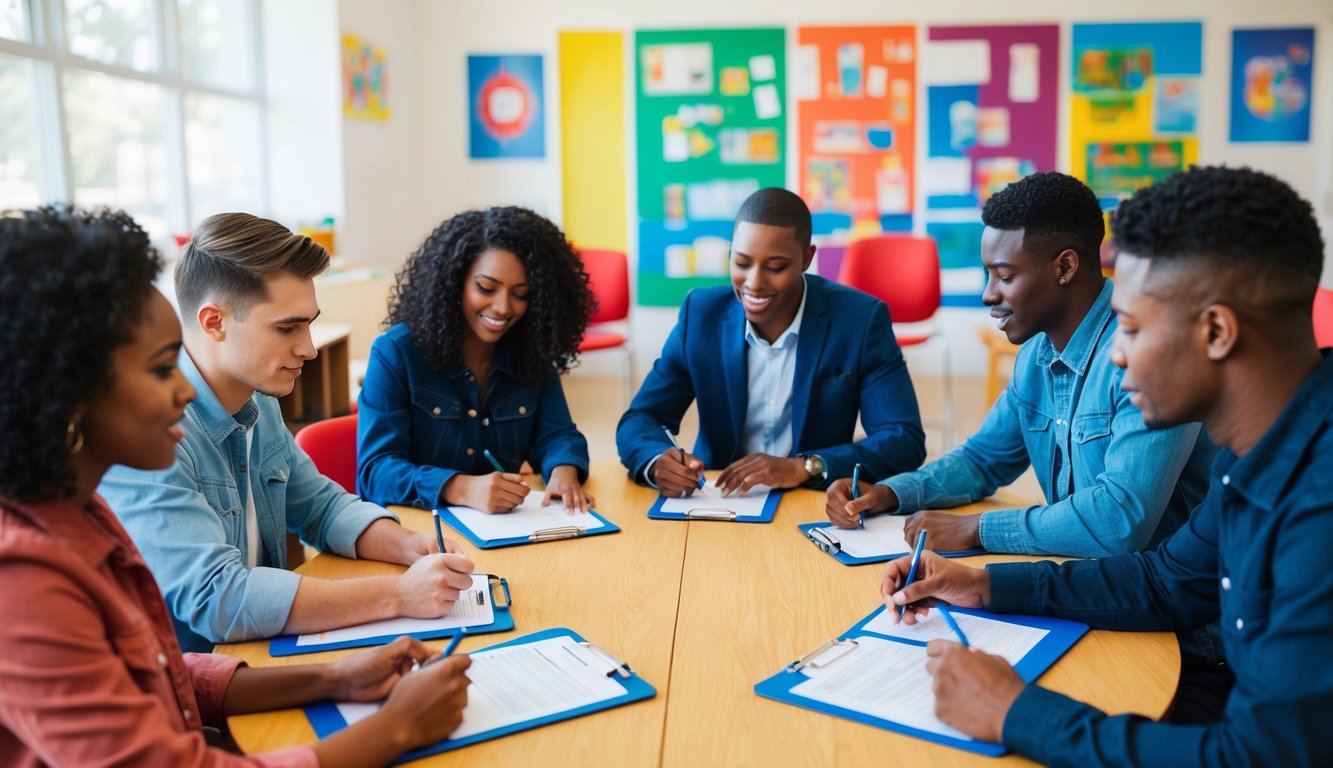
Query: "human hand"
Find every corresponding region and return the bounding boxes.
[402,530,464,559]
[880,551,990,625]
[904,511,981,551]
[541,465,596,513]
[394,552,476,618]
[650,449,705,497]
[824,478,897,528]
[327,635,432,702]
[378,654,472,748]
[716,454,806,495]
[926,639,1024,742]
[448,472,529,513]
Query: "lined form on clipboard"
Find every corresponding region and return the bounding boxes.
[809,514,912,558]
[294,573,496,648]
[656,484,776,519]
[447,490,610,539]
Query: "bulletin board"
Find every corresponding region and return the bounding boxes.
[635,28,787,306]
[923,24,1060,307]
[794,25,917,239]
[1070,22,1202,209]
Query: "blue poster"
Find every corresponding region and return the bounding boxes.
[468,54,545,158]
[1230,28,1315,143]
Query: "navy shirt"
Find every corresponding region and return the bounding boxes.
[988,351,1333,766]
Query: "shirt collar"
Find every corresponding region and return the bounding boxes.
[442,344,516,379]
[179,348,259,445]
[1035,279,1114,376]
[744,275,808,350]
[2,493,122,568]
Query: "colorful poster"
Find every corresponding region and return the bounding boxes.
[924,25,1059,307]
[1230,28,1315,143]
[342,34,390,121]
[1070,23,1202,208]
[636,29,786,306]
[795,25,918,238]
[468,55,545,159]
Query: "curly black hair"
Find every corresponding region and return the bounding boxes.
[0,206,162,501]
[981,171,1105,260]
[386,207,595,384]
[1111,165,1324,309]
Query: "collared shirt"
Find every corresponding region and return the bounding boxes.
[878,281,1215,556]
[357,323,590,508]
[990,350,1333,767]
[99,349,395,653]
[740,276,808,457]
[0,492,315,767]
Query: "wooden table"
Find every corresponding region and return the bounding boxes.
[218,461,1179,766]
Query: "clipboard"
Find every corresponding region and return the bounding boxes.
[268,574,514,656]
[305,627,657,761]
[436,501,620,549]
[755,604,1088,756]
[797,521,984,565]
[647,488,782,523]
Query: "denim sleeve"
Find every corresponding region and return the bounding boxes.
[357,336,458,508]
[527,367,590,483]
[616,297,698,482]
[978,386,1202,556]
[99,452,301,644]
[879,384,1032,514]
[284,424,396,557]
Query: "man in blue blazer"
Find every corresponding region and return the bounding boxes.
[617,188,926,496]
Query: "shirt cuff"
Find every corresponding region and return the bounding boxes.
[641,455,661,489]
[326,500,398,558]
[1002,684,1100,764]
[977,508,1028,552]
[985,562,1041,614]
[876,477,912,514]
[183,652,244,726]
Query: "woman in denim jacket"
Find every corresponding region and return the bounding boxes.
[358,207,595,513]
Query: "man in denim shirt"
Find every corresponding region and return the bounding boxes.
[100,213,475,653]
[882,167,1332,765]
[826,172,1214,557]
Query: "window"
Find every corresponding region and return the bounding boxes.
[0,0,265,239]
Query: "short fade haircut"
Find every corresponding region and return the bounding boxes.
[734,187,813,249]
[1111,165,1324,314]
[981,172,1105,261]
[175,212,329,319]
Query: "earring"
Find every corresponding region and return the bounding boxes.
[1058,277,1067,285]
[66,414,84,455]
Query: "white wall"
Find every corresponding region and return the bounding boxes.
[336,0,1333,377]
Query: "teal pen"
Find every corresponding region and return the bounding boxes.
[898,529,927,620]
[851,463,863,529]
[482,448,506,474]
[662,427,707,493]
[418,628,467,671]
[935,604,970,648]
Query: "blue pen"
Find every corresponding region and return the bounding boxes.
[482,448,506,474]
[662,427,708,494]
[851,463,863,529]
[935,605,970,648]
[418,628,467,671]
[432,510,446,553]
[898,529,927,620]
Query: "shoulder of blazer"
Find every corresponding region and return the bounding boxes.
[682,285,741,327]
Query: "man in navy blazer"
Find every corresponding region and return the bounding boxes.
[617,188,926,495]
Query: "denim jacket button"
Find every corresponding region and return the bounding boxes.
[466,448,475,456]
[468,409,478,418]
[433,406,441,415]
[519,406,528,415]
[1221,576,1231,591]
[1235,618,1244,630]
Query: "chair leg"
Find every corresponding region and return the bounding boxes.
[621,345,635,406]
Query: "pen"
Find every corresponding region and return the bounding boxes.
[851,463,863,529]
[898,529,927,620]
[482,448,506,474]
[416,628,467,671]
[662,427,708,494]
[935,604,970,648]
[432,510,446,553]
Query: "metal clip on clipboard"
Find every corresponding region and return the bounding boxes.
[787,637,860,672]
[684,507,738,520]
[528,525,585,542]
[579,641,632,678]
[485,574,512,610]
[807,527,842,553]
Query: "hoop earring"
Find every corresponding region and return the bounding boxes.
[66,415,85,455]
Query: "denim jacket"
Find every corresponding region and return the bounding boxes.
[879,281,1215,556]
[99,349,394,653]
[356,323,590,509]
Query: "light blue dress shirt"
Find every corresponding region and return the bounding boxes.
[740,277,808,457]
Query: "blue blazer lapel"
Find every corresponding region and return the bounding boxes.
[721,301,748,456]
[791,278,828,452]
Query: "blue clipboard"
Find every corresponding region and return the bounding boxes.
[305,627,656,762]
[435,507,620,549]
[647,489,782,523]
[268,574,514,656]
[797,522,984,565]
[755,604,1088,756]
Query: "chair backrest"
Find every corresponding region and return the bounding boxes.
[1315,286,1333,348]
[838,235,941,324]
[293,413,359,494]
[579,248,630,324]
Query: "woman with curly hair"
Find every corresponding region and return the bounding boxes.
[0,207,469,766]
[357,206,596,513]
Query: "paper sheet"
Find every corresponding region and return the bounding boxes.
[862,609,1049,667]
[446,490,608,541]
[922,40,991,86]
[791,636,971,740]
[809,514,911,559]
[334,636,627,739]
[753,83,781,119]
[295,573,495,646]
[659,484,774,519]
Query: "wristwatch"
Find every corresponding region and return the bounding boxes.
[798,453,827,486]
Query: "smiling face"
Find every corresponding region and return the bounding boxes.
[729,221,815,343]
[202,273,320,409]
[81,289,196,471]
[980,227,1070,345]
[461,247,530,348]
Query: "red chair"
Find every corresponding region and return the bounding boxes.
[838,235,955,447]
[1314,286,1333,348]
[294,413,360,495]
[578,248,635,402]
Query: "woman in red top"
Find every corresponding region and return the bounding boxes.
[0,207,469,767]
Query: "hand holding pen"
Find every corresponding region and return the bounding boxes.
[475,449,529,512]
[879,544,993,626]
[656,427,710,498]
